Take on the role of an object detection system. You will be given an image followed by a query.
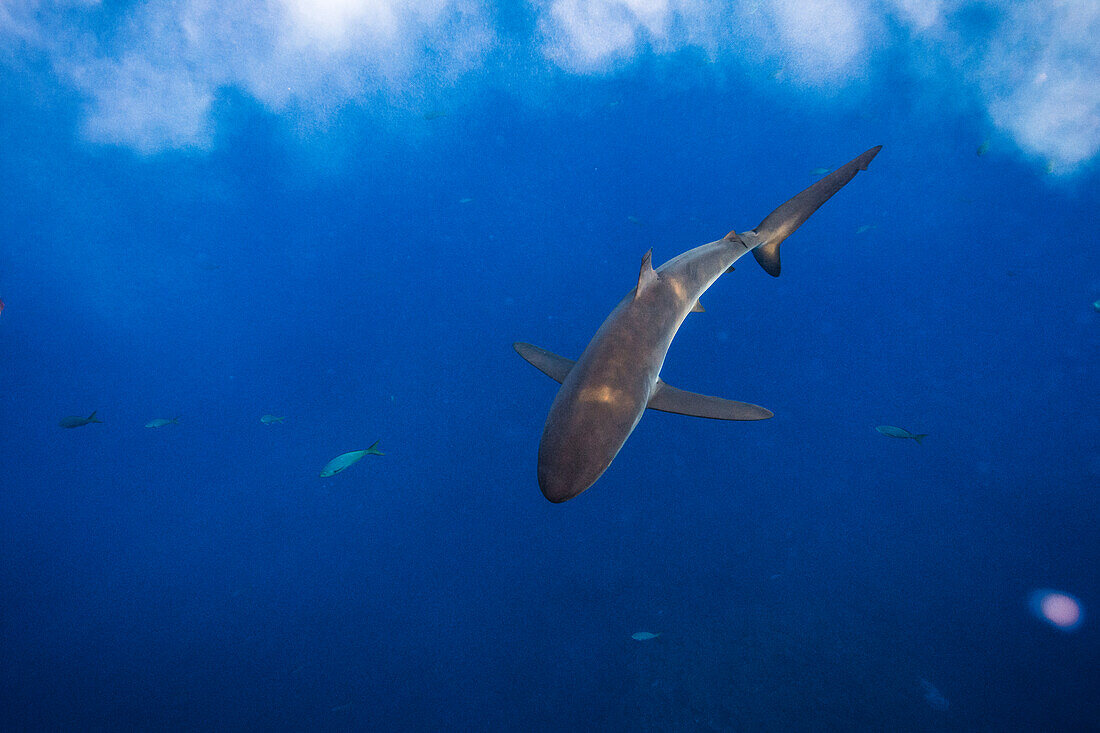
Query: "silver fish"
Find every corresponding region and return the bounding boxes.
[876,425,927,444]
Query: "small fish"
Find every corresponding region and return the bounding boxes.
[260,414,286,424]
[422,110,447,121]
[1092,299,1100,313]
[320,441,384,477]
[0,295,5,318]
[331,703,354,712]
[855,224,875,234]
[195,253,221,271]
[459,197,473,204]
[876,425,927,444]
[145,417,179,428]
[631,631,661,641]
[919,677,949,711]
[59,411,103,429]
[976,140,990,157]
[809,167,831,176]
[626,215,643,226]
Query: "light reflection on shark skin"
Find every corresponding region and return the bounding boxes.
[516,146,881,502]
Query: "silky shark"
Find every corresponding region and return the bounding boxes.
[515,146,881,503]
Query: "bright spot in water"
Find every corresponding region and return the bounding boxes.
[1028,589,1084,631]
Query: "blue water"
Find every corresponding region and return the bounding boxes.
[2,4,1098,731]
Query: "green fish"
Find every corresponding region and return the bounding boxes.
[320,441,385,477]
[976,140,990,157]
[876,425,927,444]
[1092,299,1100,313]
[422,110,447,121]
[59,411,102,429]
[145,417,179,428]
[260,414,286,424]
[810,167,831,176]
[631,631,661,641]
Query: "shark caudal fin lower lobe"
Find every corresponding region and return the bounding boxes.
[747,145,881,277]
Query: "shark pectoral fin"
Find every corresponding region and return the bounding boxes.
[691,300,705,313]
[748,145,881,277]
[513,342,576,384]
[647,380,773,421]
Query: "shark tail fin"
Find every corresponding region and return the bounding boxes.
[747,145,881,277]
[88,410,102,423]
[750,237,782,277]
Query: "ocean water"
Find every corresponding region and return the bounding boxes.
[1,3,1098,731]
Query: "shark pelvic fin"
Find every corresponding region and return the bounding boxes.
[513,342,574,383]
[647,380,773,421]
[635,249,658,301]
[747,145,881,277]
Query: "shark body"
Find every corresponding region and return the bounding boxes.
[516,146,881,502]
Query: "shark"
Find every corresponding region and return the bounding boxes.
[515,146,881,503]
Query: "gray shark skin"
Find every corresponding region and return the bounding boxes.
[517,146,881,502]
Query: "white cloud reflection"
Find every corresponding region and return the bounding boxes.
[1,0,1097,172]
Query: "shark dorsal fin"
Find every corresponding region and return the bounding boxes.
[634,249,657,301]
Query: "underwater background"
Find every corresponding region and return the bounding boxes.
[1,2,1097,730]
